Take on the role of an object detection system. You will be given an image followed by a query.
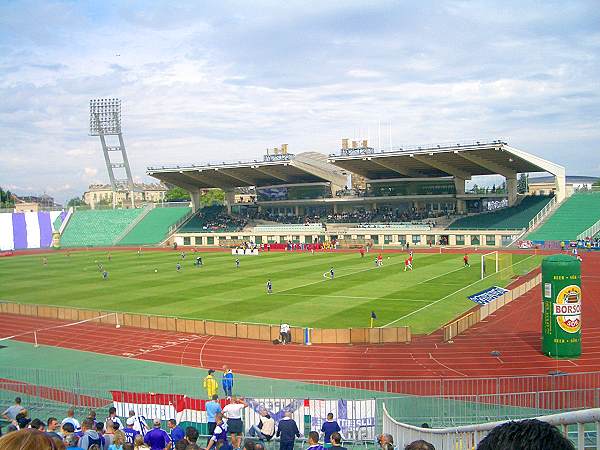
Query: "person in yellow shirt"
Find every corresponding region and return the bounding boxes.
[203,369,218,399]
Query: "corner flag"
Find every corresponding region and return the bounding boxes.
[370,311,377,328]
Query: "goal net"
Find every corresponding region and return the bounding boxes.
[481,251,514,280]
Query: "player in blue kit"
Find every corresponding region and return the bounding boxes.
[266,279,272,294]
[176,262,181,272]
[329,267,334,279]
[235,258,240,268]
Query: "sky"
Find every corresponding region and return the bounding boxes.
[1,0,599,203]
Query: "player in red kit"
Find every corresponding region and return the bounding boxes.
[463,254,470,267]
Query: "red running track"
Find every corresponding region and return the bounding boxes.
[1,252,599,384]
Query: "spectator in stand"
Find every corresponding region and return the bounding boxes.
[79,419,103,449]
[307,431,324,450]
[108,429,127,450]
[123,444,134,450]
[2,397,24,422]
[94,422,106,448]
[404,440,435,450]
[46,417,62,439]
[476,419,575,450]
[203,369,218,399]
[62,408,81,431]
[247,409,275,441]
[222,366,234,397]
[123,417,140,444]
[30,418,46,431]
[143,419,170,450]
[184,426,200,450]
[276,411,300,450]
[87,410,98,425]
[64,433,82,450]
[174,440,189,450]
[62,422,76,441]
[205,413,229,450]
[15,410,31,429]
[105,407,123,430]
[377,434,395,449]
[330,432,346,450]
[223,396,247,450]
[255,443,265,450]
[0,428,59,449]
[205,394,222,443]
[321,413,341,448]
[167,419,185,446]
[104,421,117,449]
[133,434,150,450]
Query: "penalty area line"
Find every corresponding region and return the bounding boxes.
[381,254,537,328]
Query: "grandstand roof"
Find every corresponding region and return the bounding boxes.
[328,141,564,181]
[147,152,347,191]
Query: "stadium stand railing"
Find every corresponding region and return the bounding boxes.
[447,195,553,230]
[382,403,600,450]
[111,203,155,245]
[253,223,325,233]
[117,205,192,245]
[527,195,557,231]
[528,192,600,241]
[577,217,600,240]
[59,209,144,247]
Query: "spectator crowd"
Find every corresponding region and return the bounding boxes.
[0,395,577,450]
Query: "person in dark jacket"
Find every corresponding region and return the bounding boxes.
[276,412,300,450]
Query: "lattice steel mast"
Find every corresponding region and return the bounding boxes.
[89,98,135,208]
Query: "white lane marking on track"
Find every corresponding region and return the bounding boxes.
[199,335,214,368]
[428,352,468,377]
[382,255,536,327]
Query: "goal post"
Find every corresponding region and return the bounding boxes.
[481,251,499,279]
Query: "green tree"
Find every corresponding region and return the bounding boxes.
[67,197,85,207]
[165,187,191,202]
[517,173,529,194]
[201,189,225,207]
[0,187,15,208]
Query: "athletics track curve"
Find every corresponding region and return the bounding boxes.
[1,250,599,383]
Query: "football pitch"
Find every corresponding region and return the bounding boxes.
[0,249,542,333]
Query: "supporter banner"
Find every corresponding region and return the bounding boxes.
[468,286,509,305]
[111,391,376,439]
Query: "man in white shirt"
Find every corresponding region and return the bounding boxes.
[222,396,247,450]
[61,408,80,431]
[280,323,291,345]
[105,406,123,430]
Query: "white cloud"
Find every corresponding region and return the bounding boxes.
[83,167,98,178]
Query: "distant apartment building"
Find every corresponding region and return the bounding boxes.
[83,183,168,208]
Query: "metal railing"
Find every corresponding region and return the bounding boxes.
[577,218,600,240]
[111,203,155,245]
[382,403,600,450]
[527,195,558,231]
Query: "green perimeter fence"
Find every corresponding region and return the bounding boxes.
[1,368,600,434]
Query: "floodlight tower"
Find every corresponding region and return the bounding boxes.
[89,98,135,208]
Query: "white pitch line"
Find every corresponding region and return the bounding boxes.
[428,352,468,377]
[276,293,431,302]
[381,254,537,328]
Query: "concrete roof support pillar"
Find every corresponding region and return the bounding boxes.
[224,190,236,214]
[555,174,567,202]
[454,177,466,213]
[506,176,518,206]
[189,189,202,212]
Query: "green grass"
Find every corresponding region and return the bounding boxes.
[0,250,542,333]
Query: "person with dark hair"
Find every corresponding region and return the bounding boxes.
[203,370,218,399]
[15,410,31,429]
[30,418,46,431]
[476,419,575,450]
[62,422,76,440]
[106,406,123,430]
[184,426,199,449]
[254,443,265,450]
[404,440,435,450]
[321,413,341,447]
[330,432,346,450]
[46,417,61,439]
[2,397,24,422]
[307,430,324,450]
[247,409,275,441]
[244,439,256,450]
[167,419,185,446]
[79,418,102,449]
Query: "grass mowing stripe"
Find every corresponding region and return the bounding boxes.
[381,254,537,327]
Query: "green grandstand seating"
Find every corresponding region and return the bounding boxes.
[448,196,552,230]
[118,207,191,245]
[60,209,143,247]
[528,192,600,241]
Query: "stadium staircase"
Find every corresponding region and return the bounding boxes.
[447,195,553,230]
[527,192,600,241]
[59,208,144,247]
[117,206,192,245]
